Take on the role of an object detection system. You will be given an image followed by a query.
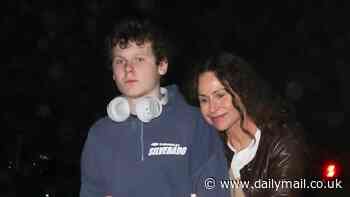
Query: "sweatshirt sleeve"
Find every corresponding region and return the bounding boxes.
[80,128,109,197]
[190,115,230,197]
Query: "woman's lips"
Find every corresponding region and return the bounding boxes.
[210,114,226,124]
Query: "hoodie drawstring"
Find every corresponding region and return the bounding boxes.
[140,121,144,161]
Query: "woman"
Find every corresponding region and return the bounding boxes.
[191,52,307,197]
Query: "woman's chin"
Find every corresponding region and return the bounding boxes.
[212,123,228,132]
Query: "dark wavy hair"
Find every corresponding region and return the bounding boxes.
[191,52,300,138]
[105,16,171,67]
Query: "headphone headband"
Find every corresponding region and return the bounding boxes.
[107,87,168,123]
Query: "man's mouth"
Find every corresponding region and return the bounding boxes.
[125,79,138,84]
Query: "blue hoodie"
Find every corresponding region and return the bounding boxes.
[80,85,230,197]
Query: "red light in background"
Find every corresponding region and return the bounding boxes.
[322,161,340,179]
[326,164,335,178]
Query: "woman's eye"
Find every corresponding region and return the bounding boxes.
[215,93,226,99]
[198,98,208,103]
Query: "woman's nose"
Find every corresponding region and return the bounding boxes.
[209,100,218,113]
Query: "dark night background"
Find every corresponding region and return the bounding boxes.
[1,0,348,196]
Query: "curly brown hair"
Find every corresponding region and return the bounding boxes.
[105,16,171,66]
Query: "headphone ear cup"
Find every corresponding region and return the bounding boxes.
[159,87,168,105]
[107,97,130,122]
[135,97,162,123]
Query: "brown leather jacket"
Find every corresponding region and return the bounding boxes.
[224,124,308,197]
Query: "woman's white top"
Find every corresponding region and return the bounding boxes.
[227,128,261,179]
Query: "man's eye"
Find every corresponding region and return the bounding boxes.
[114,59,125,65]
[135,57,145,62]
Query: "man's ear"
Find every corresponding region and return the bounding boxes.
[158,58,168,76]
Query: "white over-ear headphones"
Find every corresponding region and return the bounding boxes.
[107,87,168,123]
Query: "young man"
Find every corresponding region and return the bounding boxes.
[80,16,229,197]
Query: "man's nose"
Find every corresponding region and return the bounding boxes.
[125,61,134,73]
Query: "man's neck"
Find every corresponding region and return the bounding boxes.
[128,87,161,115]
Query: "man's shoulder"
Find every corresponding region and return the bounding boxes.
[177,102,201,114]
[169,103,206,127]
[166,85,203,117]
[87,116,114,136]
